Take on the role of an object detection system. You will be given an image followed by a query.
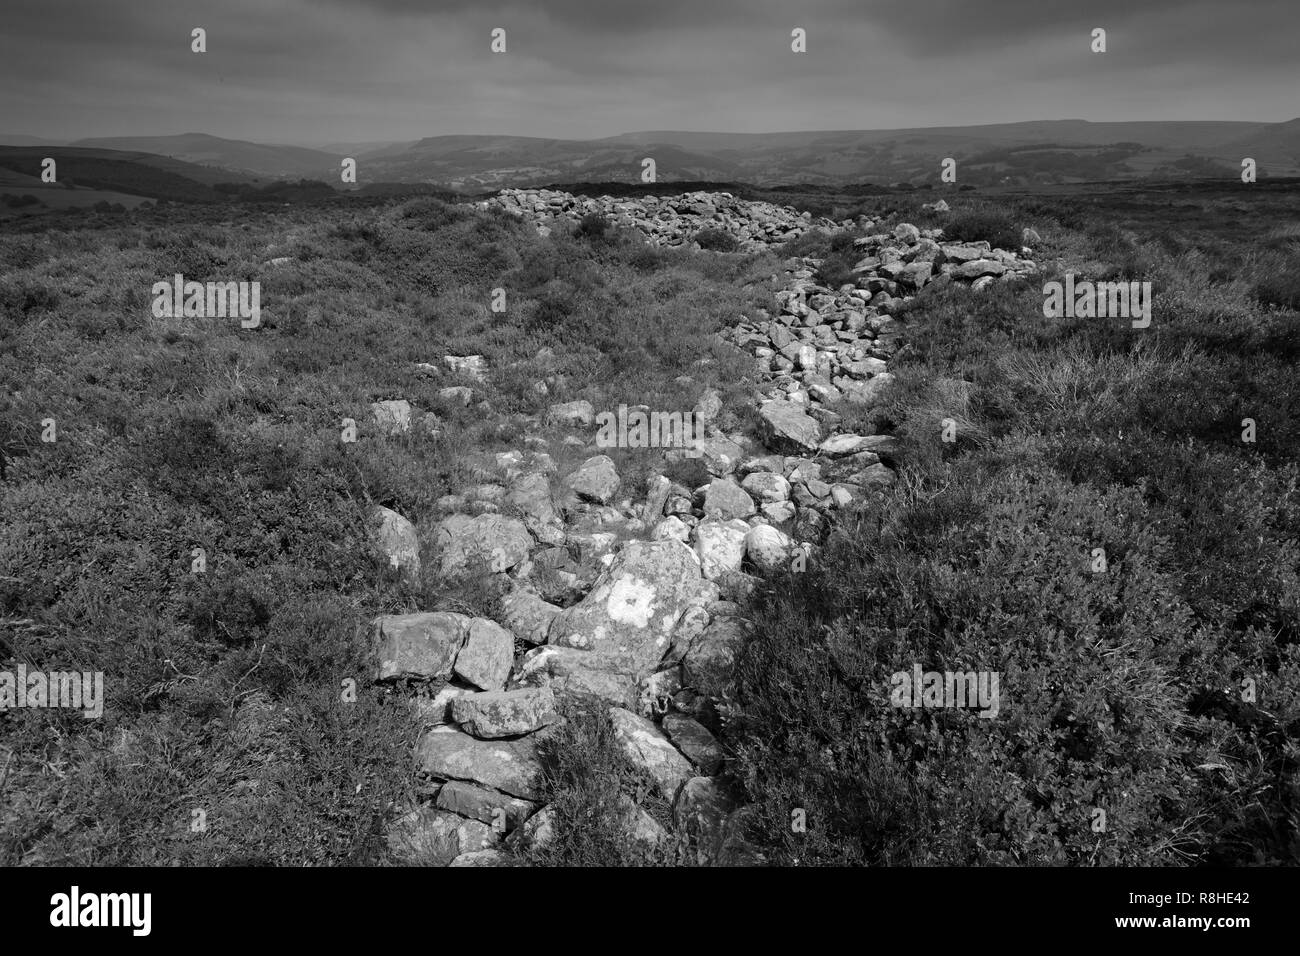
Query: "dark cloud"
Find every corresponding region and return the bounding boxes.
[0,0,1293,142]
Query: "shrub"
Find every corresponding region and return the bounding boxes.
[942,207,1022,251]
[694,228,739,252]
[575,211,610,241]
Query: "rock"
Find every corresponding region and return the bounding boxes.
[444,355,488,382]
[413,685,473,727]
[548,400,595,427]
[651,515,691,543]
[514,645,639,707]
[744,524,794,572]
[740,471,790,503]
[845,463,897,489]
[372,506,421,581]
[505,473,564,546]
[547,540,703,673]
[499,590,562,646]
[842,372,896,407]
[439,386,473,407]
[662,713,724,774]
[386,807,497,866]
[371,400,412,435]
[435,513,533,576]
[416,726,544,800]
[451,687,558,738]
[952,259,1008,279]
[694,518,750,580]
[691,434,746,477]
[701,477,757,520]
[758,400,821,453]
[643,474,671,522]
[435,780,536,832]
[673,776,734,864]
[448,849,510,867]
[515,805,556,850]
[453,618,515,691]
[761,500,797,523]
[608,707,694,799]
[693,388,722,424]
[372,612,468,681]
[565,455,620,505]
[682,610,748,687]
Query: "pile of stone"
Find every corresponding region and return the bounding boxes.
[370,192,1037,866]
[476,187,842,250]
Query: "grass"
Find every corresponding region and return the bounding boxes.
[717,184,1300,866]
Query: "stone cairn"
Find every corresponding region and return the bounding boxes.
[374,189,1038,866]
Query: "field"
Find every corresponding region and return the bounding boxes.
[1,177,1298,866]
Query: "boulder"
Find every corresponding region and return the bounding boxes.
[694,518,750,580]
[372,612,468,681]
[758,400,821,452]
[453,618,515,691]
[565,455,620,505]
[416,726,544,800]
[435,513,533,576]
[547,540,703,673]
[373,505,420,581]
[451,687,558,739]
[608,707,694,799]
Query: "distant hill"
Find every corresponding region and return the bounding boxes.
[0,146,263,203]
[358,119,1300,187]
[0,134,68,147]
[71,133,343,180]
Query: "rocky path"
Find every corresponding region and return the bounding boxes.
[372,189,1038,866]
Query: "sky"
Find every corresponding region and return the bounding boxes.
[2,0,1296,145]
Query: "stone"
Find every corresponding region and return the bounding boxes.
[435,780,536,832]
[416,726,544,800]
[451,687,558,739]
[499,590,562,646]
[565,455,620,505]
[761,500,797,524]
[448,849,510,867]
[744,524,794,572]
[672,776,735,865]
[740,471,790,503]
[444,355,488,382]
[548,400,595,427]
[435,513,533,576]
[386,807,496,866]
[371,400,412,435]
[547,539,703,673]
[514,645,639,708]
[373,505,420,581]
[439,386,473,407]
[453,619,515,691]
[608,707,694,799]
[843,372,896,407]
[505,473,564,547]
[662,713,724,774]
[758,400,821,453]
[372,612,469,681]
[651,516,691,543]
[701,477,757,520]
[413,685,473,727]
[694,518,750,580]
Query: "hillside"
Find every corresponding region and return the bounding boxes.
[2,181,1298,868]
[72,133,343,180]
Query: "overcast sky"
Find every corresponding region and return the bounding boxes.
[2,0,1295,144]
